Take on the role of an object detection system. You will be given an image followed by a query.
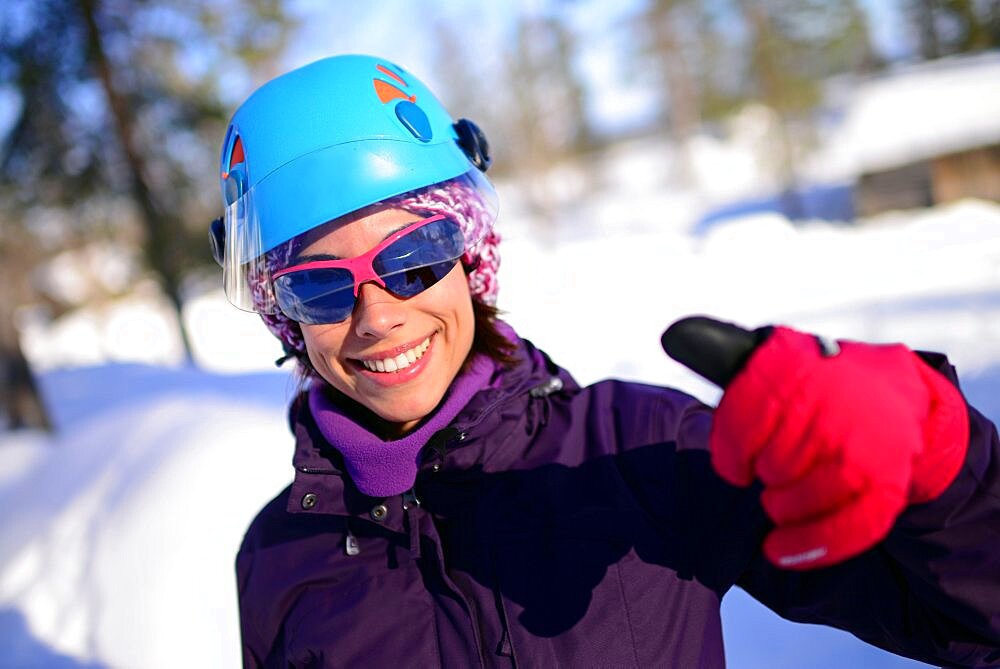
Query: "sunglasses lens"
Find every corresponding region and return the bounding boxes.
[273,267,355,324]
[375,216,465,297]
[384,261,460,298]
[271,215,468,325]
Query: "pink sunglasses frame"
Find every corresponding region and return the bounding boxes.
[271,214,457,297]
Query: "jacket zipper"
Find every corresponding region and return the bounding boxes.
[444,374,564,447]
[402,488,422,558]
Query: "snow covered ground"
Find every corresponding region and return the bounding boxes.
[3,195,1000,667]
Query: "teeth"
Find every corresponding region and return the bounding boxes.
[362,337,431,373]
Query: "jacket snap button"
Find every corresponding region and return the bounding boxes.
[301,493,318,510]
[370,504,388,522]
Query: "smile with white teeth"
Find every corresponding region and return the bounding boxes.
[361,337,431,373]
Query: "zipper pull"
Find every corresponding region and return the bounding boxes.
[402,489,422,559]
[345,519,361,556]
[402,489,421,510]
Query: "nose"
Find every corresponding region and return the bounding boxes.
[352,281,407,339]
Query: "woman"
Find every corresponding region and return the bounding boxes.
[216,55,1000,667]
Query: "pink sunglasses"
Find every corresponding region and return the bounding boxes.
[270,214,466,324]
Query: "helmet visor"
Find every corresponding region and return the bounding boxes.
[218,168,498,316]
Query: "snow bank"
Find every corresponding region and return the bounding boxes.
[0,367,296,667]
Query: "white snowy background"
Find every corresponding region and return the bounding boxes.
[3,51,1000,668]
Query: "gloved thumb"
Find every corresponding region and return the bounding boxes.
[660,316,772,388]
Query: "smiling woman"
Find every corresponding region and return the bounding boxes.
[216,54,1000,668]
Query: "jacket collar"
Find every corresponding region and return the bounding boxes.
[283,327,573,523]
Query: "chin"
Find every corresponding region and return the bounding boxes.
[365,392,443,432]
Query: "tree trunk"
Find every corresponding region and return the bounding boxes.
[742,2,802,207]
[914,0,943,59]
[650,1,702,186]
[78,0,195,362]
[0,300,51,432]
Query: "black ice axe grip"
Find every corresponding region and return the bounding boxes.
[660,316,773,388]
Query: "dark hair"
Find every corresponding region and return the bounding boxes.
[466,299,519,372]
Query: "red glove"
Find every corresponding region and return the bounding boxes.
[711,326,969,570]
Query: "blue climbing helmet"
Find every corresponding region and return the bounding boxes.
[213,54,497,313]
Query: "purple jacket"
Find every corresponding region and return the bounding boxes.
[236,334,1000,668]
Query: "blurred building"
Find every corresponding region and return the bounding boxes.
[841,52,1000,218]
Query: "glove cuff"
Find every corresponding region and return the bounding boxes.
[909,356,969,504]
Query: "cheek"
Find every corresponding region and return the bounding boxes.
[439,271,475,342]
[300,325,347,372]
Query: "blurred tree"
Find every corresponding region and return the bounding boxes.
[627,0,877,197]
[734,0,876,209]
[904,0,1000,59]
[0,218,51,431]
[0,0,293,430]
[629,0,726,183]
[492,11,595,224]
[505,13,593,164]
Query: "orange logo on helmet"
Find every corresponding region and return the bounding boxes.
[373,64,416,104]
[373,63,432,142]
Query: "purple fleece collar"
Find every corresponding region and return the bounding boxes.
[308,354,496,498]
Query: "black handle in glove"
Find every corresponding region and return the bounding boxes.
[660,316,772,388]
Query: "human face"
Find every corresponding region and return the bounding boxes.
[297,208,475,437]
